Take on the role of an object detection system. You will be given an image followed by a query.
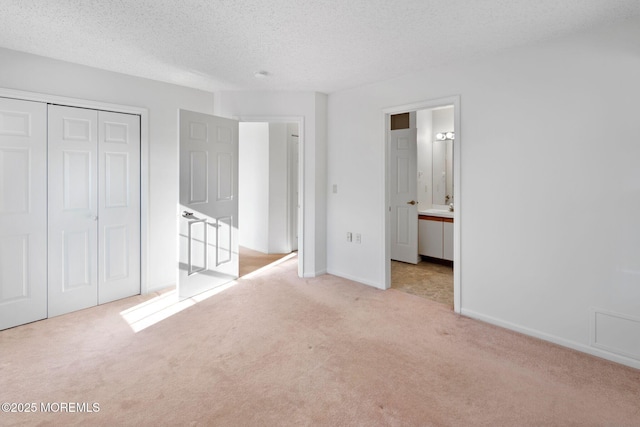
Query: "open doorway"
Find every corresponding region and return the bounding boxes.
[238,120,301,277]
[383,97,461,313]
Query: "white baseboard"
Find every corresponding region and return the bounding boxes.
[303,269,327,278]
[461,308,640,370]
[326,269,385,290]
[143,281,177,294]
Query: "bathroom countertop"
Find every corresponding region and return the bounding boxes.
[419,209,454,219]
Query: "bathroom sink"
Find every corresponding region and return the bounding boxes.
[419,208,454,218]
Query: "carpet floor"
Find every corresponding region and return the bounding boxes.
[1,257,639,426]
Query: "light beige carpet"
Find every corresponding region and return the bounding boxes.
[1,257,639,426]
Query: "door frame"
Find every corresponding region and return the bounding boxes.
[382,96,461,313]
[235,115,305,278]
[0,87,150,293]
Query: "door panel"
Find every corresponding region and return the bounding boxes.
[104,224,129,281]
[0,235,29,300]
[98,111,140,304]
[62,230,92,290]
[215,216,232,265]
[189,151,208,204]
[179,110,238,300]
[395,206,410,245]
[104,152,129,207]
[63,117,92,141]
[0,148,30,213]
[389,128,418,264]
[216,152,233,200]
[48,105,98,317]
[0,98,47,330]
[63,150,92,209]
[189,219,207,274]
[396,156,409,194]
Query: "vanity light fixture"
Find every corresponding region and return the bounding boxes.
[436,131,455,141]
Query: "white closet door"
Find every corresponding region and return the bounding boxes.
[0,97,47,330]
[48,105,99,317]
[98,111,140,304]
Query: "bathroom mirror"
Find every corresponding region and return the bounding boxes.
[416,105,454,210]
[432,138,453,206]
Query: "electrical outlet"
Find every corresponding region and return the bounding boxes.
[355,233,361,244]
[347,232,352,242]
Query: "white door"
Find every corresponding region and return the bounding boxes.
[98,111,140,304]
[179,110,239,299]
[389,128,419,264]
[0,97,48,330]
[48,106,141,316]
[48,105,99,316]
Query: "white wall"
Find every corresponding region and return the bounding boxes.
[0,48,215,292]
[238,122,292,254]
[268,123,290,253]
[239,123,270,252]
[326,18,640,368]
[215,91,327,276]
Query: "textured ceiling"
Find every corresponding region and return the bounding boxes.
[0,0,638,93]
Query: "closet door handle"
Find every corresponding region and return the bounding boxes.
[407,200,417,205]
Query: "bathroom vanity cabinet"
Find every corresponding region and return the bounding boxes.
[418,215,453,261]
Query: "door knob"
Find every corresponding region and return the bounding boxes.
[406,200,417,205]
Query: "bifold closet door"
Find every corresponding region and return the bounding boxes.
[97,110,140,304]
[48,105,141,317]
[48,105,99,317]
[0,97,47,330]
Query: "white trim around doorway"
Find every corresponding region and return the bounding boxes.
[382,96,461,313]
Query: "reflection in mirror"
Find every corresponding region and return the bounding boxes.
[416,105,455,210]
[430,106,454,208]
[432,136,454,206]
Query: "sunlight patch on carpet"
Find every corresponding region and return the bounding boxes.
[120,253,296,332]
[120,280,239,333]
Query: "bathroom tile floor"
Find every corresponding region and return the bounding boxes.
[391,258,454,308]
